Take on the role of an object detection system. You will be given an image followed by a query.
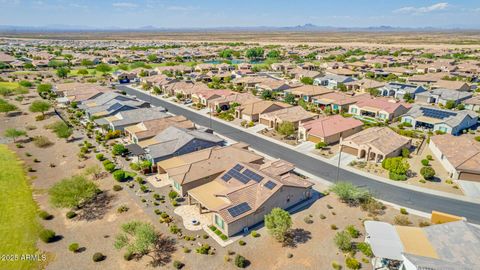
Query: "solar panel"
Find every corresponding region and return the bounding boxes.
[233,164,244,171]
[229,170,250,184]
[264,180,277,190]
[243,169,264,182]
[420,107,456,120]
[227,202,252,217]
[221,174,232,181]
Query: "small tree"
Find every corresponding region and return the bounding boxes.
[0,99,18,115]
[300,77,314,85]
[29,100,51,116]
[264,208,292,242]
[277,121,295,137]
[112,144,127,156]
[234,254,246,268]
[284,93,296,105]
[48,175,98,208]
[96,63,112,74]
[261,90,273,100]
[334,231,352,251]
[401,147,410,158]
[4,128,26,142]
[56,67,70,78]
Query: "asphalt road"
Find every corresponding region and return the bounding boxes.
[117,85,480,224]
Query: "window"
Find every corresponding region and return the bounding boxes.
[438,126,448,133]
[378,113,386,119]
[173,181,180,191]
[215,215,224,229]
[351,108,357,114]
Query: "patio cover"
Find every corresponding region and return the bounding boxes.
[125,143,146,156]
[364,221,404,261]
[188,180,230,211]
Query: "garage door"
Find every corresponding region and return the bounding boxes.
[341,146,358,156]
[259,118,271,127]
[458,172,480,183]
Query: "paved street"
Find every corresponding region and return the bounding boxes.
[117,85,480,224]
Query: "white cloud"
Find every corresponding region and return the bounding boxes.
[166,5,197,11]
[112,2,138,8]
[394,2,449,14]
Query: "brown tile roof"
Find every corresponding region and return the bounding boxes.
[430,134,480,173]
[301,115,363,138]
[126,116,195,140]
[159,144,263,185]
[341,127,411,155]
[260,106,316,123]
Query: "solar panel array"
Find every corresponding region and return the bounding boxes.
[221,164,264,184]
[227,202,252,217]
[264,180,277,190]
[420,107,456,120]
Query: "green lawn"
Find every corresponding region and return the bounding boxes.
[0,82,21,90]
[0,145,43,270]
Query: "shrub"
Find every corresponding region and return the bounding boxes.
[234,254,246,268]
[104,163,116,173]
[68,243,80,252]
[345,225,360,238]
[129,162,140,171]
[169,224,181,234]
[39,229,56,243]
[475,136,480,142]
[39,210,53,220]
[345,257,361,269]
[33,136,53,148]
[389,172,407,181]
[220,234,228,240]
[304,216,314,224]
[332,261,342,270]
[334,231,352,251]
[419,221,431,227]
[168,190,178,200]
[329,182,371,206]
[394,215,411,225]
[420,166,436,180]
[426,155,433,160]
[66,211,77,219]
[123,251,133,261]
[96,154,105,161]
[117,205,129,213]
[357,242,373,257]
[112,144,127,156]
[196,244,211,255]
[92,252,105,262]
[173,260,184,269]
[382,157,409,175]
[331,224,338,230]
[400,208,409,215]
[183,247,191,253]
[113,170,126,182]
[238,240,246,246]
[401,147,410,158]
[251,230,260,237]
[113,185,123,191]
[315,142,328,149]
[320,214,326,219]
[421,159,430,166]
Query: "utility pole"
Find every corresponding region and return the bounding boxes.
[335,133,343,183]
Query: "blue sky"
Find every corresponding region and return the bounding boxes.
[1,0,480,28]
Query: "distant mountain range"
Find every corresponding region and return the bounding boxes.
[0,23,478,32]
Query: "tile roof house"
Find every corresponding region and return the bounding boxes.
[95,107,168,131]
[415,88,473,106]
[314,73,356,89]
[284,85,333,102]
[54,83,111,103]
[464,95,480,111]
[235,100,290,122]
[259,106,317,129]
[379,82,427,100]
[124,116,195,145]
[298,115,364,145]
[429,135,480,182]
[187,162,314,236]
[157,143,264,196]
[344,78,386,92]
[365,220,480,270]
[144,127,224,164]
[0,52,16,63]
[191,89,234,106]
[431,80,471,92]
[340,127,411,162]
[349,98,411,122]
[401,105,477,135]
[312,92,370,113]
[208,92,259,111]
[255,78,291,93]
